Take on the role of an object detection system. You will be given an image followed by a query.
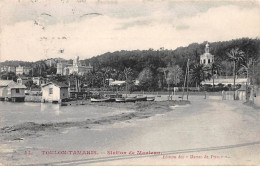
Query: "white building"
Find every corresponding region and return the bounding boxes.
[32,77,47,86]
[201,78,247,86]
[16,65,31,75]
[56,56,93,76]
[0,80,27,102]
[41,82,69,103]
[200,43,214,66]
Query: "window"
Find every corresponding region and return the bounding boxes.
[208,59,211,64]
[203,59,206,64]
[49,88,53,94]
[16,89,19,93]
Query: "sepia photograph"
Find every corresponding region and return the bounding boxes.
[0,0,260,166]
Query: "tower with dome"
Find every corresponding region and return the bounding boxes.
[200,42,214,67]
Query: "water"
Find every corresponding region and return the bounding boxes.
[0,101,132,127]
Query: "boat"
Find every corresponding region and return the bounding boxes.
[125,97,137,103]
[90,98,111,102]
[107,98,116,102]
[115,98,125,103]
[146,97,155,101]
[136,96,147,101]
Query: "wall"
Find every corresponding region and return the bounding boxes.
[0,87,8,98]
[254,86,260,107]
[42,84,60,101]
[60,87,69,100]
[10,88,25,98]
[42,84,68,101]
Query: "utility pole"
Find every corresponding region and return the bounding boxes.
[186,59,190,100]
[182,59,189,100]
[233,60,236,100]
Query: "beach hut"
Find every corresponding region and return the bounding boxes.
[0,80,27,102]
[41,82,69,103]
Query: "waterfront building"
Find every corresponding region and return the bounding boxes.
[41,82,69,103]
[16,65,31,75]
[56,56,93,76]
[0,80,26,102]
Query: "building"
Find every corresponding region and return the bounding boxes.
[32,77,47,86]
[0,66,8,72]
[0,80,26,102]
[200,43,214,66]
[16,65,31,75]
[56,60,69,75]
[41,82,69,103]
[17,77,31,85]
[0,66,16,73]
[201,77,247,86]
[45,58,66,67]
[56,56,93,76]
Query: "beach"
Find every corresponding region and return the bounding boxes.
[0,95,259,165]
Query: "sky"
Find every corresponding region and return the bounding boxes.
[0,0,260,62]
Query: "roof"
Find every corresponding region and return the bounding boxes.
[0,80,14,87]
[42,81,68,88]
[200,53,214,58]
[8,83,27,89]
[17,77,31,80]
[0,80,26,88]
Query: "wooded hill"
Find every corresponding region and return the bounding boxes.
[85,37,259,76]
[1,37,260,90]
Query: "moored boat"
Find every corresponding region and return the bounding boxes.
[125,97,136,102]
[146,97,155,101]
[136,96,147,101]
[90,98,110,102]
[115,98,125,103]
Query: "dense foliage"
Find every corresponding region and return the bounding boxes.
[1,37,259,91]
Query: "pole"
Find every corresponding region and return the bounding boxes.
[186,59,190,100]
[233,60,236,100]
[182,59,188,100]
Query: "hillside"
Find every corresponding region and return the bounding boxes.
[85,37,260,73]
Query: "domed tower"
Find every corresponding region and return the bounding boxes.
[200,42,214,66]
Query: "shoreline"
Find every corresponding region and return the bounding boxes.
[0,100,190,142]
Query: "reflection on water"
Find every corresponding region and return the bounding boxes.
[40,103,61,115]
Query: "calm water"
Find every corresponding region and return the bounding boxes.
[0,101,133,127]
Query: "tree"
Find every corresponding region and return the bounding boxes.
[138,67,154,91]
[226,48,243,87]
[166,65,183,86]
[252,60,260,85]
[24,80,38,89]
[211,62,221,89]
[0,72,17,81]
[220,60,233,77]
[226,47,244,100]
[157,67,169,90]
[190,64,208,87]
[123,67,133,95]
